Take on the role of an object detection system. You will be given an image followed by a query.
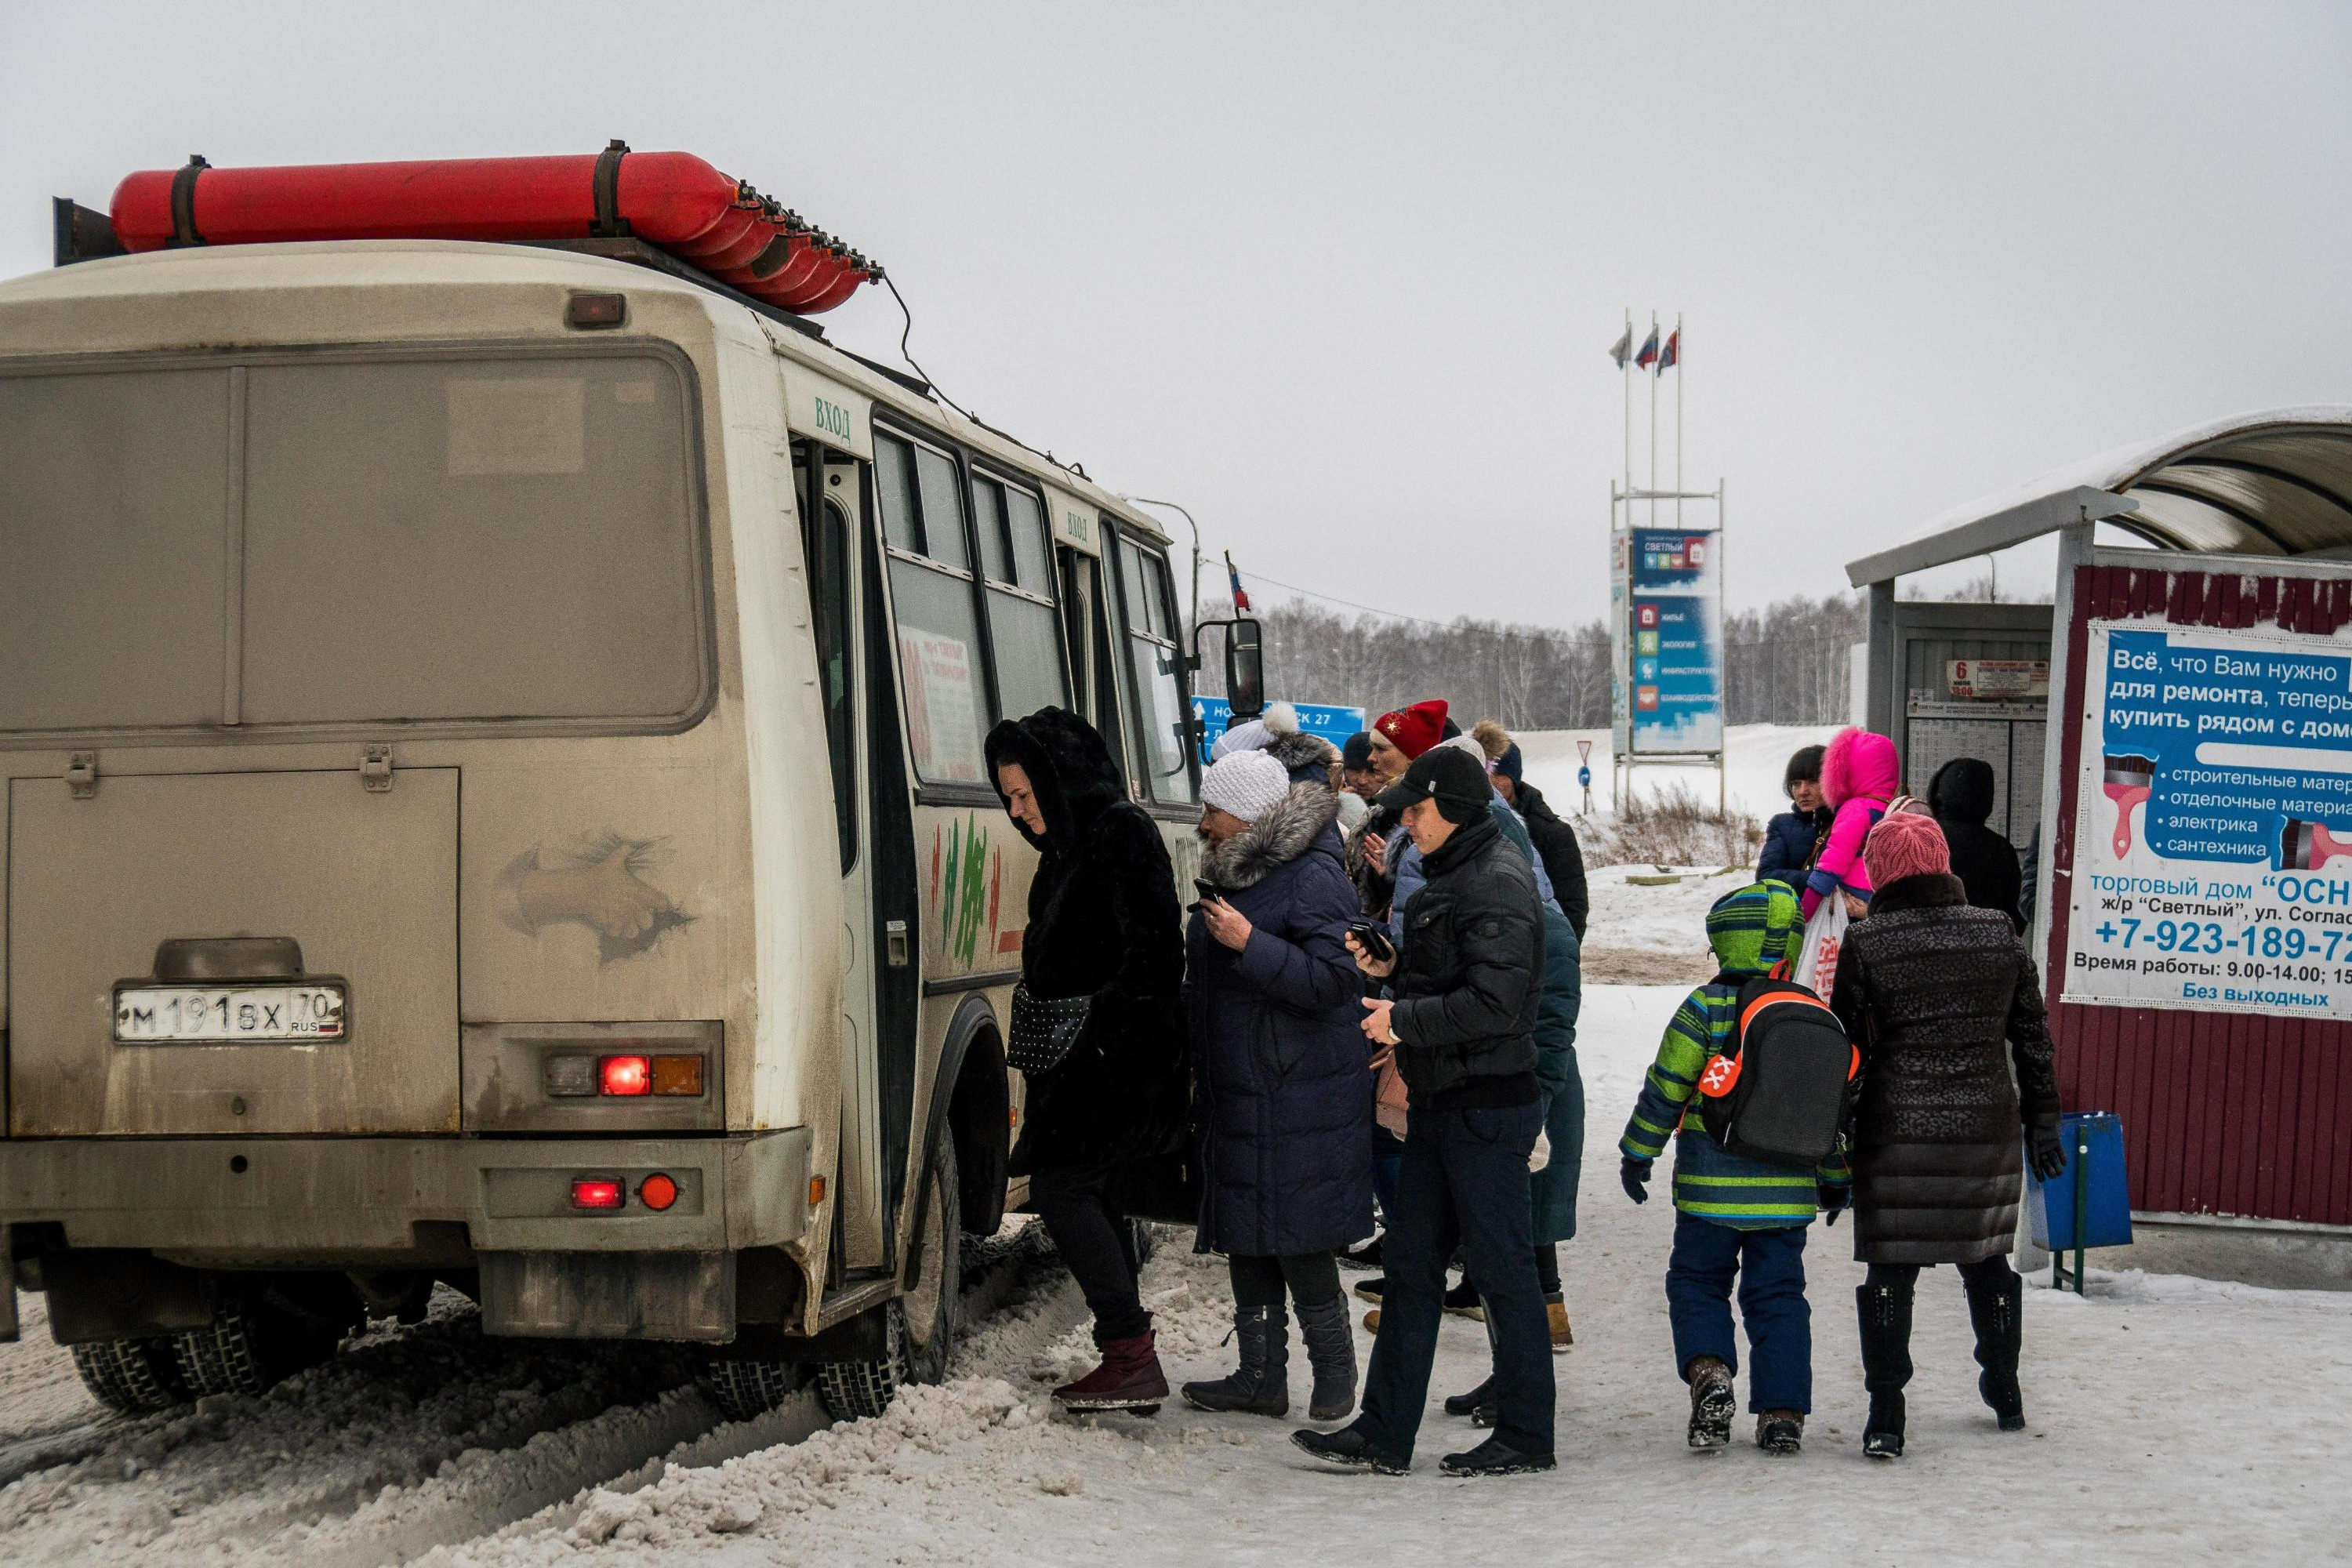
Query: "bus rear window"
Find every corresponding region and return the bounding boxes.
[0,350,706,737]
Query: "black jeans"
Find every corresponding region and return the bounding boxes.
[1229,1250,1344,1314]
[1359,1100,1554,1460]
[1030,1160,1149,1342]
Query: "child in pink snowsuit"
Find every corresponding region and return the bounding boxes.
[1802,728,1900,920]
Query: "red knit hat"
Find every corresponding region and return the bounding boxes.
[1864,808,1951,888]
[1374,699,1449,760]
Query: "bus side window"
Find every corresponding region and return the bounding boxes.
[875,430,991,786]
[796,441,858,873]
[1113,535,1197,805]
[971,471,1069,721]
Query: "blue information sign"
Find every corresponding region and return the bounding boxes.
[1192,696,1368,768]
[1627,527,1723,754]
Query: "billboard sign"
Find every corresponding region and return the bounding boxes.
[1624,527,1723,754]
[2064,621,2352,1020]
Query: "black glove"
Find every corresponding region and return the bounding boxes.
[1621,1156,1652,1204]
[2027,1115,2068,1183]
[1818,1183,1849,1226]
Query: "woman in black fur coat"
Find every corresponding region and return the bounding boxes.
[986,707,1188,1413]
[1829,810,2065,1461]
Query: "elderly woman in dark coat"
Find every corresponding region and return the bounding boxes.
[1180,747,1372,1424]
[1829,810,2067,1460]
[987,707,1188,1414]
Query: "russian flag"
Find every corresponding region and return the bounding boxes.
[1225,550,1251,612]
[1634,327,1661,371]
[1658,328,1679,372]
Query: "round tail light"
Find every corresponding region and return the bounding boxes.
[638,1172,679,1211]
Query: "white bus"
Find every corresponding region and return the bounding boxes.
[0,216,1252,1421]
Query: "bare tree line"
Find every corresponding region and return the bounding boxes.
[1196,591,1867,729]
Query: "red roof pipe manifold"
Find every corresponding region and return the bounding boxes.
[108,143,880,314]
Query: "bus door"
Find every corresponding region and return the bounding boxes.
[796,444,907,1274]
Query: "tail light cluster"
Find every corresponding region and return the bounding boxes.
[569,1173,681,1212]
[543,1052,705,1099]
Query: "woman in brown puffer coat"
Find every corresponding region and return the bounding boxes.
[1828,810,2066,1461]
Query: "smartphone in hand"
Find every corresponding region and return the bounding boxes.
[1344,919,1396,966]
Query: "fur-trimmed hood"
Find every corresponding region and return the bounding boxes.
[1263,728,1341,786]
[1202,780,1341,891]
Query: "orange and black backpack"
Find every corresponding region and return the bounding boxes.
[1695,968,1857,1168]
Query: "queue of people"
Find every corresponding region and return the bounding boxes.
[987,703,2062,1475]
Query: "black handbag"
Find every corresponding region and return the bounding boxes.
[1007,982,1091,1075]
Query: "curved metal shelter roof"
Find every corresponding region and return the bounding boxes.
[1846,406,2352,586]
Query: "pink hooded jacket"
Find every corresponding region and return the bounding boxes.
[1802,727,1900,920]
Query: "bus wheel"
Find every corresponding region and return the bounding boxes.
[706,1358,804,1423]
[174,1283,357,1398]
[70,1336,190,1414]
[817,1129,962,1420]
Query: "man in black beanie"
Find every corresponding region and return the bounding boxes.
[1294,745,1554,1478]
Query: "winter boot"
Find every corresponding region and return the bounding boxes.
[1291,1423,1410,1475]
[1181,1306,1288,1417]
[1755,1410,1804,1455]
[1338,1236,1384,1271]
[1684,1355,1736,1452]
[1352,1276,1386,1305]
[1443,1376,1494,1419]
[1439,1434,1555,1477]
[1054,1329,1169,1415]
[1295,1294,1359,1422]
[1546,1292,1574,1352]
[1965,1269,2027,1432]
[1857,1282,1914,1460]
[1443,1280,1485,1319]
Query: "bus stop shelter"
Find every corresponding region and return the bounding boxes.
[1848,408,2352,1288]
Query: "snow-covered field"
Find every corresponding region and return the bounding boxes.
[8,984,2347,1564]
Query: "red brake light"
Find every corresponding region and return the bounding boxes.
[571,1178,624,1210]
[600,1054,652,1096]
[639,1172,679,1211]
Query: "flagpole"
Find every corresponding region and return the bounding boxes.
[1675,313,1685,529]
[1621,307,1632,505]
[1648,310,1659,528]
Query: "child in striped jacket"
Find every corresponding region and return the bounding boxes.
[1619,880,1852,1456]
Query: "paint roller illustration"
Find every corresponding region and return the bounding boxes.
[2278,818,2352,872]
[2102,755,2154,858]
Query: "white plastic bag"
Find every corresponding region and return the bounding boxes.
[1529,1127,1551,1174]
[1792,894,1850,997]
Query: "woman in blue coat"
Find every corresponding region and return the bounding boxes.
[1181,748,1373,1425]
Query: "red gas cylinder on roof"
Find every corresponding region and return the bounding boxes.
[107,143,880,315]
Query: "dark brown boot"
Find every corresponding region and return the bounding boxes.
[1054,1329,1169,1414]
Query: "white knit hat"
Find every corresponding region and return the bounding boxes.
[1201,748,1293,824]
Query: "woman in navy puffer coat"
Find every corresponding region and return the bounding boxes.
[1182,753,1372,1424]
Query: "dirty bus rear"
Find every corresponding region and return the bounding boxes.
[0,238,1205,1417]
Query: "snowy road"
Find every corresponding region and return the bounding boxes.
[6,985,2350,1563]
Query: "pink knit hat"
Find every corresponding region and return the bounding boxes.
[1864,808,1951,887]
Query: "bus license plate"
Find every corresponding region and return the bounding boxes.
[114,984,347,1044]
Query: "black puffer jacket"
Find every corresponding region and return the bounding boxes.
[1389,814,1545,1105]
[1513,781,1590,938]
[1929,757,2025,933]
[1829,872,2060,1265]
[985,708,1189,1176]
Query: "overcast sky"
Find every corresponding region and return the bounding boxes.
[4,2,2347,626]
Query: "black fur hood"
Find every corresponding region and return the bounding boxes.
[985,707,1126,855]
[1262,729,1341,785]
[1929,757,1997,827]
[1202,780,1341,891]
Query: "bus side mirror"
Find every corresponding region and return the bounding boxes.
[1226,618,1265,720]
